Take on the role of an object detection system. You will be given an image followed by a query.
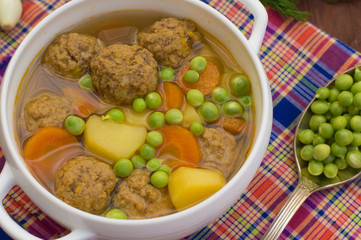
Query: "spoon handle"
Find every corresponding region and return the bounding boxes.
[261,176,319,240]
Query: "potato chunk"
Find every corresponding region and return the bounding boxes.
[84,115,147,162]
[182,102,203,127]
[168,167,226,210]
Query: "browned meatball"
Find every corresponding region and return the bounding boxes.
[138,17,202,68]
[199,127,237,179]
[90,44,158,105]
[42,33,104,79]
[111,169,174,219]
[55,155,119,215]
[23,92,72,135]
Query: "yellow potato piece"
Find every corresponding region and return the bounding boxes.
[182,102,203,127]
[168,167,226,210]
[84,115,147,162]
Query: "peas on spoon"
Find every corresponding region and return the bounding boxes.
[262,65,361,240]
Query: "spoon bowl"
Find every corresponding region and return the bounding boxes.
[262,65,361,240]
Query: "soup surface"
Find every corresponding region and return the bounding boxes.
[15,11,254,219]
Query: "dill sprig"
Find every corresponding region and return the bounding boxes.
[260,0,309,21]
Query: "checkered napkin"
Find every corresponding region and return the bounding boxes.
[1,0,361,239]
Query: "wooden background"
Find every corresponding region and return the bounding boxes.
[297,0,361,52]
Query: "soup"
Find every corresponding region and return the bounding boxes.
[15,11,254,219]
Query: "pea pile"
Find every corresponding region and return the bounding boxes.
[298,66,361,179]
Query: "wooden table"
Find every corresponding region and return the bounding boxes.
[297,0,361,52]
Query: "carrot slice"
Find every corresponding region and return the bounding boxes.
[63,87,98,118]
[157,82,185,112]
[220,116,249,135]
[157,125,202,169]
[176,61,220,96]
[24,126,81,186]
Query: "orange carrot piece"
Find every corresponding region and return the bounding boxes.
[157,82,185,112]
[63,87,98,118]
[24,126,81,185]
[157,125,202,169]
[220,116,249,135]
[176,61,220,96]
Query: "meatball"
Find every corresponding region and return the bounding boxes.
[199,127,237,179]
[42,33,104,79]
[55,155,119,215]
[111,169,174,219]
[90,44,158,105]
[23,92,72,135]
[138,17,202,68]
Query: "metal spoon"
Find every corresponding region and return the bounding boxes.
[262,65,361,240]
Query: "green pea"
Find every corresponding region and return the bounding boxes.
[190,56,207,73]
[334,128,354,146]
[145,92,162,109]
[354,66,361,82]
[343,113,352,128]
[346,150,361,168]
[146,158,162,172]
[348,145,358,152]
[323,154,335,164]
[353,92,361,109]
[105,209,127,219]
[329,101,344,116]
[331,115,347,130]
[300,145,314,161]
[158,165,171,175]
[146,131,163,147]
[328,88,340,102]
[102,109,124,122]
[346,104,359,116]
[310,100,329,115]
[335,157,348,170]
[131,155,146,169]
[335,74,353,90]
[159,67,175,81]
[132,98,147,112]
[223,101,243,116]
[351,81,361,95]
[212,87,230,103]
[350,115,361,132]
[64,116,85,136]
[113,158,134,178]
[308,160,324,176]
[298,129,315,145]
[238,95,252,107]
[318,123,334,139]
[148,112,165,129]
[150,170,169,188]
[331,142,347,158]
[184,70,199,83]
[312,143,330,161]
[352,132,361,147]
[230,75,250,96]
[323,163,338,178]
[165,109,183,125]
[79,74,93,90]
[313,134,326,146]
[315,87,330,100]
[309,115,326,132]
[199,101,220,122]
[189,121,204,136]
[186,89,204,107]
[140,144,156,160]
[337,91,353,107]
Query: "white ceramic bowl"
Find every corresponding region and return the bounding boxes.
[0,0,272,239]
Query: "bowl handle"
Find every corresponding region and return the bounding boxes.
[0,163,96,240]
[238,0,268,54]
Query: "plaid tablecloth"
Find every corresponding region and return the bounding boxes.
[1,0,361,239]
